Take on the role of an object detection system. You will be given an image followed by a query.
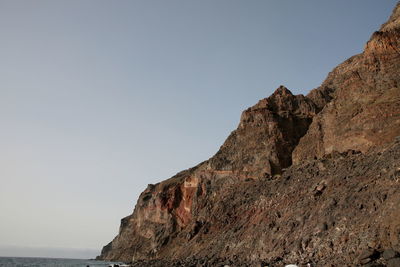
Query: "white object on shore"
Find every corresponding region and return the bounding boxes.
[285,265,298,267]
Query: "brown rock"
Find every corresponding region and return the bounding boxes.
[383,249,399,260]
[209,85,317,177]
[358,249,377,261]
[292,3,400,164]
[387,257,400,267]
[98,3,400,266]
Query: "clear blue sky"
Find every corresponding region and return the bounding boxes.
[0,0,397,259]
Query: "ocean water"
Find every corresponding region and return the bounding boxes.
[0,257,124,267]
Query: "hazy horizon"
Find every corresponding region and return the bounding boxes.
[0,245,98,259]
[1,0,398,259]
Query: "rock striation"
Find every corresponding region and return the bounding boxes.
[99,3,400,266]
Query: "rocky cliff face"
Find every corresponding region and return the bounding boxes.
[293,3,400,164]
[209,86,317,177]
[99,3,400,266]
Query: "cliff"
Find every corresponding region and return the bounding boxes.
[293,2,400,164]
[99,3,400,266]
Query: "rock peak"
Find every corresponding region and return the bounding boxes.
[380,2,400,31]
[273,85,293,96]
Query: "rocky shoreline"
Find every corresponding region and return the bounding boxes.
[107,247,400,267]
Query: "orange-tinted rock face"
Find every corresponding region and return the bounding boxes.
[137,176,203,231]
[365,30,400,57]
[99,3,400,266]
[176,176,201,226]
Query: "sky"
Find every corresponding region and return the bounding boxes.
[0,0,398,259]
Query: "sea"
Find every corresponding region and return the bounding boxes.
[0,257,125,267]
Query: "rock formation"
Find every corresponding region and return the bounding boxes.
[293,2,400,164]
[99,3,400,266]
